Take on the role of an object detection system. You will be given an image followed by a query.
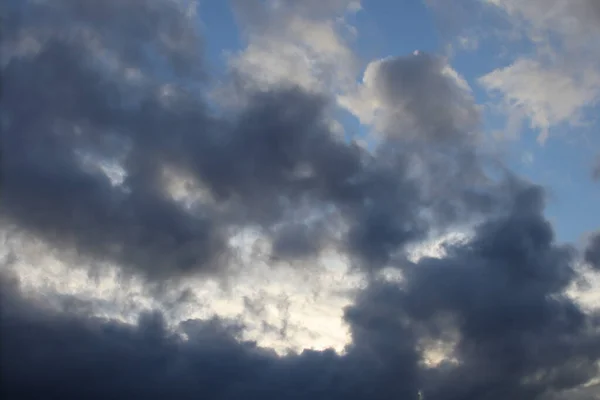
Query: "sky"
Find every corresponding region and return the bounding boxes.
[1,0,600,399]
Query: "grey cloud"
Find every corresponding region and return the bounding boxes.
[559,0,600,31]
[585,232,600,270]
[3,2,600,399]
[1,0,215,280]
[373,52,480,143]
[0,281,274,400]
[2,182,600,400]
[271,222,328,260]
[1,0,506,280]
[360,53,499,232]
[2,42,228,280]
[0,271,419,400]
[1,0,204,78]
[348,183,600,400]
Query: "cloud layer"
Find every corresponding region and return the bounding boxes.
[1,1,600,399]
[3,183,600,400]
[1,0,504,280]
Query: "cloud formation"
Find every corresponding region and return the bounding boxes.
[2,1,600,400]
[227,0,360,94]
[1,0,506,280]
[340,52,479,141]
[3,183,600,400]
[478,0,600,142]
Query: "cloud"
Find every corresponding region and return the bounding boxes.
[479,58,600,143]
[585,232,600,270]
[1,0,204,79]
[3,183,600,400]
[350,183,600,400]
[2,1,600,399]
[226,0,360,94]
[1,0,510,281]
[340,52,498,234]
[0,229,361,354]
[477,0,600,142]
[483,0,600,38]
[340,52,480,142]
[0,0,353,279]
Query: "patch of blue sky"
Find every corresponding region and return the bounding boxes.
[199,0,241,78]
[508,122,600,243]
[353,0,440,61]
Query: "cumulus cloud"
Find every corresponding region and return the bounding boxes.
[2,1,600,399]
[340,52,479,142]
[340,52,495,232]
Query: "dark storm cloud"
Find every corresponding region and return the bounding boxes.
[0,278,275,400]
[270,222,327,260]
[1,0,223,280]
[0,34,417,276]
[3,182,600,400]
[0,270,418,400]
[3,2,600,398]
[348,183,600,400]
[1,0,505,279]
[585,232,600,270]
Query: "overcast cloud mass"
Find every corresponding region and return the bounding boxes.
[1,1,599,399]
